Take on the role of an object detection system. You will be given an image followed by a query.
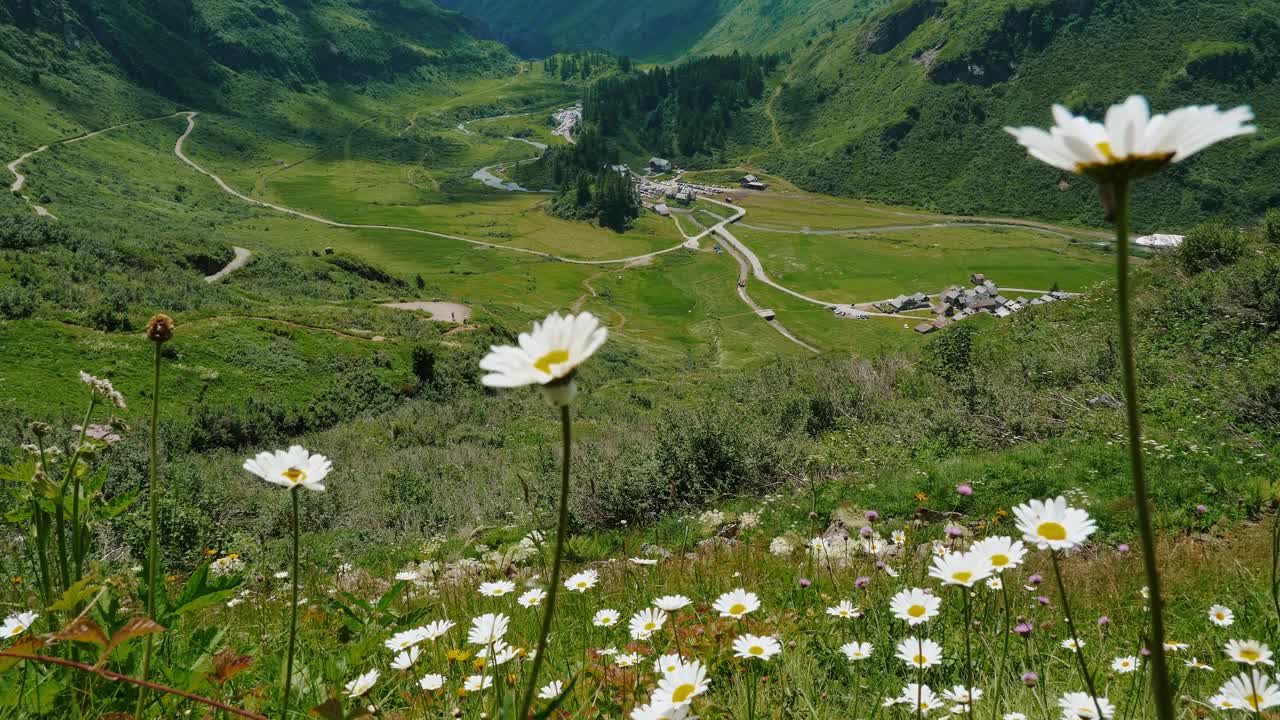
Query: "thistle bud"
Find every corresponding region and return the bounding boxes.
[28,421,51,438]
[145,314,174,344]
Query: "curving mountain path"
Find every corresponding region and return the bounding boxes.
[5,108,1085,353]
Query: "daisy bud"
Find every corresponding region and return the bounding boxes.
[855,576,870,589]
[865,510,880,522]
[956,484,973,496]
[1022,671,1038,687]
[145,313,174,344]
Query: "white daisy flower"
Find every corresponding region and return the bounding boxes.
[518,588,546,608]
[479,580,515,597]
[901,684,942,716]
[827,600,862,619]
[418,673,445,691]
[1012,497,1096,550]
[615,652,643,667]
[629,608,668,640]
[971,536,1027,573]
[929,550,992,587]
[712,589,760,619]
[1062,638,1086,652]
[943,685,983,705]
[343,669,378,698]
[243,446,331,492]
[1111,656,1138,674]
[1,611,38,639]
[896,637,943,669]
[463,675,493,693]
[479,311,608,406]
[654,595,692,612]
[630,702,695,720]
[1005,96,1255,181]
[564,569,598,592]
[1185,657,1213,671]
[890,587,941,626]
[467,613,509,646]
[985,577,1003,591]
[732,634,782,661]
[892,530,907,545]
[1209,604,1234,627]
[390,647,420,670]
[1058,692,1115,720]
[841,641,873,661]
[1215,670,1280,711]
[384,628,428,652]
[419,619,455,641]
[652,660,710,708]
[593,609,620,627]
[1225,639,1274,666]
[538,680,563,700]
[654,653,685,675]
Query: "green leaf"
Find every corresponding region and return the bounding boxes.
[98,490,137,520]
[170,562,242,617]
[49,576,99,613]
[375,581,406,612]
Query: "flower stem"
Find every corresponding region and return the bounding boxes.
[962,588,974,720]
[66,395,96,584]
[1050,550,1104,720]
[517,404,573,720]
[136,342,163,719]
[990,580,1012,720]
[1111,179,1175,720]
[283,488,301,713]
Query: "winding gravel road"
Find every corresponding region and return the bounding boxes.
[5,108,1082,354]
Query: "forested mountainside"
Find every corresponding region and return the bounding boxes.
[755,0,1280,227]
[436,0,888,61]
[0,0,513,103]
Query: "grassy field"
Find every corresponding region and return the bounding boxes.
[738,224,1117,303]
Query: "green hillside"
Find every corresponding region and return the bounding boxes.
[754,0,1280,228]
[436,0,889,61]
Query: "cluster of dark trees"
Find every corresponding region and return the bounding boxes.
[543,50,632,82]
[584,52,780,158]
[511,128,639,232]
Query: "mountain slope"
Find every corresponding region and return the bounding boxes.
[0,0,514,104]
[756,0,1280,227]
[436,0,889,61]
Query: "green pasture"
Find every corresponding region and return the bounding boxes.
[738,224,1116,303]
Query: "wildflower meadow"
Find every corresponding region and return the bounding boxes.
[1,96,1277,720]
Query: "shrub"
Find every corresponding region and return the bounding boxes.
[1264,208,1280,245]
[0,284,38,319]
[85,295,132,331]
[1177,220,1246,274]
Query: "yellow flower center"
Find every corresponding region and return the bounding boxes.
[991,554,1009,567]
[913,654,927,666]
[729,603,746,615]
[13,625,24,634]
[1241,648,1261,662]
[282,468,306,484]
[1037,522,1067,541]
[951,571,973,584]
[908,605,927,618]
[1216,613,1225,620]
[1247,694,1264,709]
[645,622,656,631]
[534,349,570,375]
[750,646,764,656]
[672,684,695,703]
